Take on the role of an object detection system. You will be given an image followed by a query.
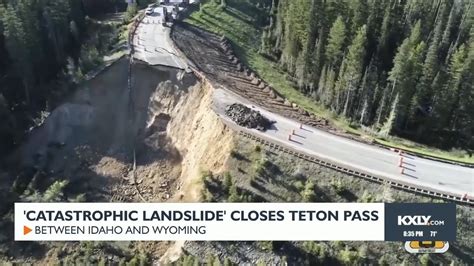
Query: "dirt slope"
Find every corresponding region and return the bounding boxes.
[2,56,235,263]
[150,77,235,263]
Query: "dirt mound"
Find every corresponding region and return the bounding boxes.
[225,103,273,131]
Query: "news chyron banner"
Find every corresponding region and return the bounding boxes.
[15,203,455,242]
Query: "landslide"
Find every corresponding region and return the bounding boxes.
[147,72,235,203]
[152,76,236,264]
[0,56,235,264]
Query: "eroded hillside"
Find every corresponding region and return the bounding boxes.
[0,57,235,264]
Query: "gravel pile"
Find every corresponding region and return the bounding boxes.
[225,103,274,131]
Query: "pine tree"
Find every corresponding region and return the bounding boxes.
[333,60,347,112]
[223,258,232,266]
[359,98,369,125]
[415,18,443,117]
[301,0,323,91]
[379,93,399,138]
[323,67,336,107]
[44,0,72,65]
[357,66,373,124]
[301,180,316,202]
[207,255,215,266]
[0,5,33,103]
[272,0,287,53]
[388,37,411,84]
[440,5,457,55]
[325,16,346,68]
[403,41,426,128]
[376,4,391,60]
[339,25,367,116]
[223,172,232,192]
[295,48,307,89]
[17,0,43,72]
[310,31,325,92]
[317,65,327,99]
[280,0,311,75]
[213,257,222,266]
[43,180,70,202]
[375,1,401,71]
[387,21,425,129]
[350,0,369,35]
[365,1,385,63]
[451,37,473,145]
[281,27,298,74]
[433,44,468,130]
[375,86,389,126]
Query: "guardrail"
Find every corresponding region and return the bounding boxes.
[373,141,473,168]
[167,17,473,207]
[128,13,145,54]
[236,130,473,206]
[198,68,474,206]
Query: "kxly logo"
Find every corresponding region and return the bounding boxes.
[398,215,445,226]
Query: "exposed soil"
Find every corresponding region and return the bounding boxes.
[10,58,189,204]
[171,22,368,142]
[0,56,231,264]
[171,21,474,168]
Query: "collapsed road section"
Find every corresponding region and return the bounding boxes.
[133,10,188,70]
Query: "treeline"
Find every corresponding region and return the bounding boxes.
[261,0,473,150]
[0,0,125,156]
[0,0,86,103]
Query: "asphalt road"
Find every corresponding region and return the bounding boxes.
[133,8,473,201]
[213,88,474,200]
[133,9,187,69]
